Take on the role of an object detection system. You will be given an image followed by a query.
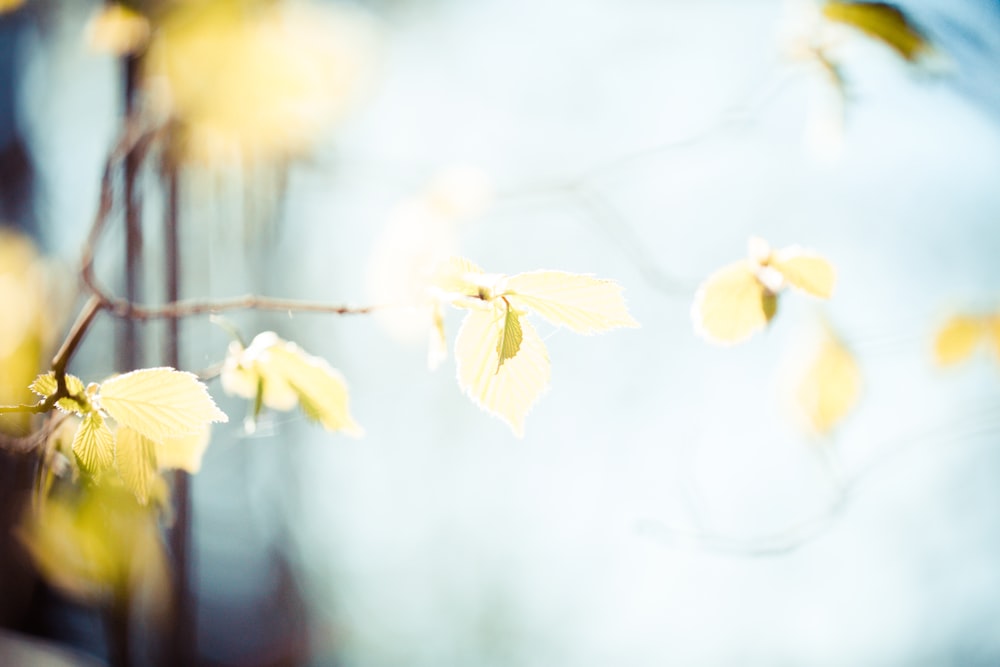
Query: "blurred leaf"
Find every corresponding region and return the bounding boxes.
[428,303,448,371]
[86,3,150,55]
[771,249,837,298]
[155,426,211,474]
[823,1,932,61]
[115,426,158,505]
[0,0,24,15]
[933,315,984,366]
[692,262,773,345]
[504,271,640,334]
[20,485,169,607]
[72,411,115,474]
[99,367,228,442]
[796,331,862,433]
[693,239,835,345]
[144,0,377,162]
[455,304,550,437]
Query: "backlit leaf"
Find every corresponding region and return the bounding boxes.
[496,303,524,370]
[796,332,862,433]
[822,1,932,62]
[771,249,836,298]
[692,262,772,345]
[430,256,488,301]
[99,368,228,442]
[115,426,158,505]
[267,344,363,436]
[72,411,115,473]
[30,372,89,413]
[455,304,550,437]
[222,333,362,436]
[933,315,984,366]
[503,271,639,334]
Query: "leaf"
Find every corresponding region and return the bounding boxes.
[822,1,932,62]
[503,271,639,334]
[19,484,168,606]
[771,249,836,299]
[155,426,211,473]
[221,333,362,435]
[267,343,364,436]
[455,304,550,436]
[796,333,862,433]
[30,372,89,413]
[86,3,150,56]
[496,302,523,370]
[115,426,158,504]
[430,256,486,297]
[72,411,115,473]
[692,262,772,345]
[99,367,228,442]
[428,303,448,371]
[933,315,983,366]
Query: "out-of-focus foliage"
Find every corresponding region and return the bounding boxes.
[85,3,151,56]
[221,331,363,436]
[19,484,168,610]
[692,237,835,345]
[793,328,862,434]
[366,166,494,363]
[142,0,379,163]
[0,230,62,435]
[30,368,228,503]
[431,257,639,435]
[0,0,24,15]
[822,1,933,62]
[933,313,1000,366]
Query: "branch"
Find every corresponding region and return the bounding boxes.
[101,294,378,321]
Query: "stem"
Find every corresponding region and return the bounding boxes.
[163,140,196,667]
[120,54,143,373]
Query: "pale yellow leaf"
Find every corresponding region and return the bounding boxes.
[155,426,211,474]
[221,335,298,410]
[771,248,836,299]
[115,426,158,505]
[823,1,932,62]
[692,261,773,345]
[455,304,550,437]
[796,333,862,434]
[72,411,115,473]
[222,333,362,435]
[99,367,228,442]
[429,256,487,299]
[29,371,89,413]
[503,270,639,334]
[264,343,364,436]
[933,315,984,366]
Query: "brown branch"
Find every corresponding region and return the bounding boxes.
[102,295,378,320]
